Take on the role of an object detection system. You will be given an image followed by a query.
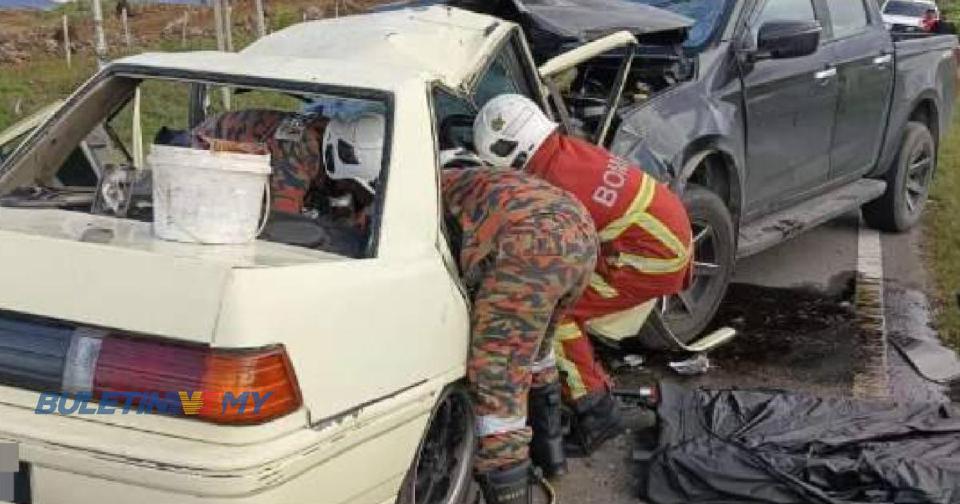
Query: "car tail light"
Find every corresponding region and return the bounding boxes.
[0,311,302,424]
[86,334,302,424]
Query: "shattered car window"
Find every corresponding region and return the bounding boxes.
[625,0,734,49]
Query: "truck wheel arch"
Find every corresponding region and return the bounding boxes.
[909,98,940,146]
[678,145,743,231]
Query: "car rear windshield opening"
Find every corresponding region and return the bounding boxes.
[0,74,392,259]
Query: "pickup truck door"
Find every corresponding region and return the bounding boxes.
[820,0,895,181]
[741,0,838,215]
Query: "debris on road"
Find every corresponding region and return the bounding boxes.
[667,353,709,375]
[623,354,645,368]
[641,384,960,504]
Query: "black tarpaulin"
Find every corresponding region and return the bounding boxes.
[643,384,960,504]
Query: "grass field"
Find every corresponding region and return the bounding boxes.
[927,112,960,350]
[923,0,960,349]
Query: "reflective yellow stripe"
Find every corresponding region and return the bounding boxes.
[598,175,655,242]
[635,211,689,259]
[596,174,692,276]
[589,273,619,299]
[553,339,589,400]
[555,322,582,341]
[611,252,690,274]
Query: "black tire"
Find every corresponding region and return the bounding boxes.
[863,121,937,232]
[396,384,477,504]
[632,184,736,349]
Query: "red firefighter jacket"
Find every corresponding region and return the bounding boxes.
[525,132,693,318]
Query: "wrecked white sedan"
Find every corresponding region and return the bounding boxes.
[0,6,640,504]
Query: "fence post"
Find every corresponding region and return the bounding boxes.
[212,0,231,109]
[224,0,234,52]
[181,11,189,47]
[121,8,131,47]
[213,0,225,50]
[254,0,267,37]
[91,0,108,66]
[62,15,72,68]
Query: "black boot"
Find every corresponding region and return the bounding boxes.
[528,381,568,478]
[476,461,532,504]
[565,392,623,457]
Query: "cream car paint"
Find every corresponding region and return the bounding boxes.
[0,7,638,502]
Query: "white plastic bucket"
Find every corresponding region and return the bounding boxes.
[148,145,272,245]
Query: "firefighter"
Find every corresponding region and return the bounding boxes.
[442,167,598,504]
[473,94,693,473]
[191,109,383,231]
[191,109,328,214]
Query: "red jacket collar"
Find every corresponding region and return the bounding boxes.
[525,131,562,178]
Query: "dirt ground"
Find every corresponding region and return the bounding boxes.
[0,0,385,64]
[541,281,864,504]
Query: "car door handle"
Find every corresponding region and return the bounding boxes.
[873,54,892,66]
[814,68,837,81]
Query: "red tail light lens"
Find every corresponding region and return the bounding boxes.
[88,336,302,424]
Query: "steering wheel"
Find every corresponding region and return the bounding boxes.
[438,114,476,151]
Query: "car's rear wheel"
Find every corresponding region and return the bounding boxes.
[632,184,736,349]
[397,384,476,504]
[863,121,936,232]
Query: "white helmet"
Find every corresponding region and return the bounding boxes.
[473,94,557,169]
[323,113,385,195]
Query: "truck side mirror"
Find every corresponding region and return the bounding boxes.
[756,21,821,60]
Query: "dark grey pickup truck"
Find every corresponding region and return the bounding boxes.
[462,0,958,347]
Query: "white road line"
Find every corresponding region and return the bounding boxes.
[853,218,889,399]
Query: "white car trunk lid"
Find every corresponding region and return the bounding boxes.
[0,208,344,342]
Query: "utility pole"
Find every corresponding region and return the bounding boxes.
[91,0,108,66]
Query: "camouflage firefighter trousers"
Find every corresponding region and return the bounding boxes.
[470,212,598,473]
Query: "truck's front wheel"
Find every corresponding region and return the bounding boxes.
[636,185,736,348]
[863,121,937,232]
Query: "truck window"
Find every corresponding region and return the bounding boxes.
[754,0,817,40]
[474,36,538,108]
[824,0,869,39]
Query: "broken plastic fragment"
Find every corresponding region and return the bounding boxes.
[668,354,710,375]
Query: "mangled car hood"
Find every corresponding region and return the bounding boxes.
[508,0,693,42]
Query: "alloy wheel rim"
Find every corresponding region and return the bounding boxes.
[411,392,473,504]
[661,218,721,325]
[903,140,935,217]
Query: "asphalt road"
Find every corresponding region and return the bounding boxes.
[542,210,958,504]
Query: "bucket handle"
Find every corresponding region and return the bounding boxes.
[255,182,271,238]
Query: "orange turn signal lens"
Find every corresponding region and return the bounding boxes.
[198,345,303,424]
